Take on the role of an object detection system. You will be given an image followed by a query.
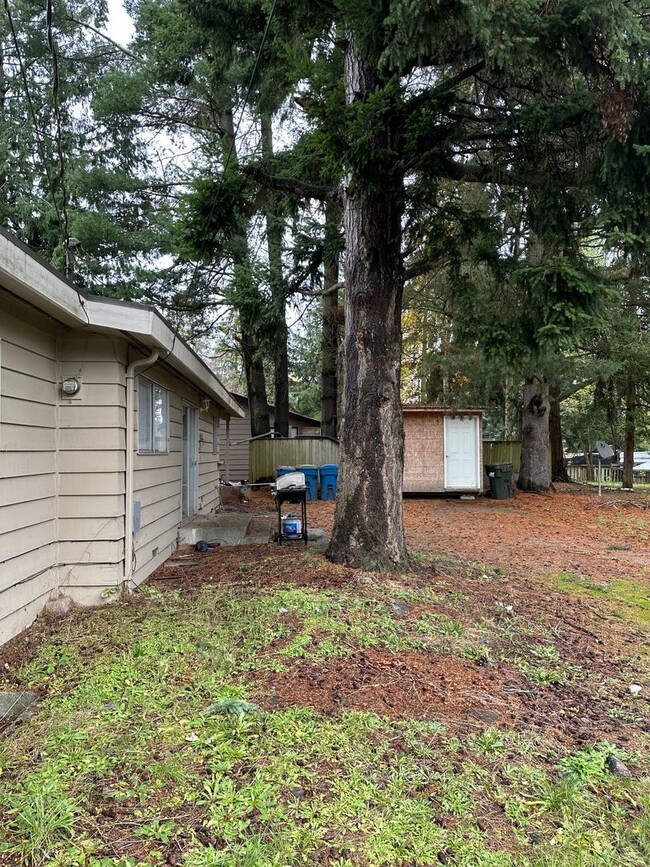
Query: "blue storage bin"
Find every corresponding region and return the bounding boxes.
[297,464,318,501]
[276,465,296,479]
[319,463,339,500]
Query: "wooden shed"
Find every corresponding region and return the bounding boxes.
[403,406,483,494]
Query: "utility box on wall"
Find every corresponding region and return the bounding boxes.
[402,406,483,494]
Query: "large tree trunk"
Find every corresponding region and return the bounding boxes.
[327,34,407,571]
[241,331,271,438]
[321,203,341,438]
[220,104,270,440]
[261,114,289,438]
[622,378,636,489]
[549,385,571,482]
[518,374,551,492]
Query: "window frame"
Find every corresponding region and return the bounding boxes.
[137,376,169,454]
[212,414,220,456]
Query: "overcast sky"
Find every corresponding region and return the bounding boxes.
[106,0,134,45]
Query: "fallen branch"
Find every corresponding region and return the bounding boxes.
[586,500,649,509]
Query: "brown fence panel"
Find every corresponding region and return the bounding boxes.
[250,437,340,482]
[482,441,522,472]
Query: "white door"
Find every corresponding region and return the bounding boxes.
[444,415,480,490]
[182,405,199,518]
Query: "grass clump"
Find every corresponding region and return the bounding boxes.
[0,549,648,865]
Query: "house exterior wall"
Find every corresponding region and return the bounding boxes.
[57,335,127,606]
[0,299,59,645]
[219,405,321,482]
[131,359,221,588]
[219,414,250,482]
[0,312,224,645]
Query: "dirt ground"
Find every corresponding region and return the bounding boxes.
[308,483,650,583]
[1,485,648,865]
[2,483,648,750]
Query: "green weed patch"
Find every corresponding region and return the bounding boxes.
[0,554,648,866]
[553,572,650,627]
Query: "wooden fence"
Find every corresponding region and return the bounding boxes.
[482,440,522,472]
[567,465,650,485]
[249,436,340,482]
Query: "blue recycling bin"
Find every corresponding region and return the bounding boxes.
[319,464,339,500]
[276,466,296,479]
[297,464,318,501]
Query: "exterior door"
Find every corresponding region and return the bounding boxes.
[182,405,199,518]
[444,415,480,490]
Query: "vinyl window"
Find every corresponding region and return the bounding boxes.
[138,376,169,453]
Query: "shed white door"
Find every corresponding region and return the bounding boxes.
[444,415,480,490]
[182,405,199,518]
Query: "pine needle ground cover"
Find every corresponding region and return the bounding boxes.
[0,491,648,866]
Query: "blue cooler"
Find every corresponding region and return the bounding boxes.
[297,464,318,501]
[276,466,296,479]
[319,464,339,500]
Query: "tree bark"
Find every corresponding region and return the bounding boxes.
[261,114,289,438]
[518,374,551,492]
[549,385,571,482]
[327,34,407,571]
[241,330,271,438]
[220,104,271,440]
[622,378,636,489]
[321,203,341,438]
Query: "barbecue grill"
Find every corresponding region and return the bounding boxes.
[272,472,308,545]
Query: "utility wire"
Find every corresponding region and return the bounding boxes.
[46,0,88,319]
[46,0,71,268]
[3,0,62,226]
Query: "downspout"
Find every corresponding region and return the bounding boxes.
[124,349,160,592]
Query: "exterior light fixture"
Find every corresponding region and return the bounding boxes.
[201,398,211,412]
[61,377,81,397]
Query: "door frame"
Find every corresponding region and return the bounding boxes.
[182,404,199,519]
[443,414,482,491]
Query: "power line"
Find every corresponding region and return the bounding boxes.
[3,0,63,226]
[46,0,71,268]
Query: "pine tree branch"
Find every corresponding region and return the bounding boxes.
[242,165,342,204]
[556,378,599,402]
[66,17,139,60]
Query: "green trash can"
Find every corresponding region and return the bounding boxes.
[485,463,513,499]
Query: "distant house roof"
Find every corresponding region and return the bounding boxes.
[230,393,320,427]
[402,404,484,415]
[0,227,243,418]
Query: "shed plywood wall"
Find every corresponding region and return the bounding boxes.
[403,412,445,493]
[0,303,59,645]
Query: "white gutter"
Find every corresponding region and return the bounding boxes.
[123,349,160,591]
[85,297,243,418]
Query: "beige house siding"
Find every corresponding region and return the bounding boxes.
[1,315,228,645]
[57,335,127,606]
[131,361,222,588]
[219,415,251,482]
[0,302,59,645]
[0,229,241,647]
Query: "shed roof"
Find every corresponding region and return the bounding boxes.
[0,228,242,418]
